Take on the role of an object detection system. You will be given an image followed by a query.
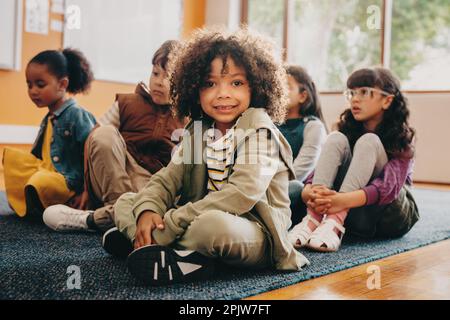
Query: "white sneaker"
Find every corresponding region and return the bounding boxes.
[43,204,93,232]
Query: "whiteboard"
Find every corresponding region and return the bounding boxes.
[0,0,23,71]
[63,0,182,84]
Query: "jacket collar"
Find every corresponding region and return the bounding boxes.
[184,108,295,179]
[136,82,171,110]
[52,98,76,118]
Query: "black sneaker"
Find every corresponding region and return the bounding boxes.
[102,227,133,259]
[127,245,215,286]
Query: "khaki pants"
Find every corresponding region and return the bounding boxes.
[114,192,271,268]
[87,126,152,231]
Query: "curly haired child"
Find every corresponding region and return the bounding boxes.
[102,28,310,285]
[289,67,419,252]
[3,49,96,222]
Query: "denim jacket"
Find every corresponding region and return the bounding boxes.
[31,98,96,193]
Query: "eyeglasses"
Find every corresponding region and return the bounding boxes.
[343,87,393,101]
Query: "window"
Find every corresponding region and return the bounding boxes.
[288,0,383,91]
[245,0,450,92]
[64,0,182,84]
[247,0,284,59]
[390,0,450,90]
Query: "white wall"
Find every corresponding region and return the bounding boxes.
[320,92,450,184]
[205,0,241,31]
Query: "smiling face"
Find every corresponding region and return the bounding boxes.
[199,56,251,134]
[26,62,67,112]
[149,64,170,105]
[349,86,393,131]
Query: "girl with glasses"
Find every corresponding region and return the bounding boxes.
[289,67,419,252]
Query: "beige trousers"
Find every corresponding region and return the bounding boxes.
[114,192,271,268]
[87,126,152,231]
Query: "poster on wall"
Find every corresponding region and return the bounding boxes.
[25,0,49,35]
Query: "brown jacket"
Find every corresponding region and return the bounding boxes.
[117,82,186,173]
[69,83,187,210]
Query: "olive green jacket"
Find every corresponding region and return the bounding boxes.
[130,108,309,271]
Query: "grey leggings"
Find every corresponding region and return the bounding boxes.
[288,132,388,226]
[311,131,419,238]
[312,131,388,192]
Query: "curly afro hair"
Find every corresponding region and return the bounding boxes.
[169,27,289,124]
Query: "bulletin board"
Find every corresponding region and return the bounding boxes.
[63,0,183,84]
[0,0,23,71]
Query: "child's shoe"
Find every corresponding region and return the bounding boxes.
[307,218,346,252]
[102,227,133,259]
[288,214,322,249]
[127,245,215,286]
[43,204,93,232]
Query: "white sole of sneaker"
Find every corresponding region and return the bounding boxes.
[102,226,119,247]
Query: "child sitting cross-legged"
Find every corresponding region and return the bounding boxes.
[103,28,310,285]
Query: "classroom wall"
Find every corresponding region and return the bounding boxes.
[0,0,448,183]
[0,0,205,127]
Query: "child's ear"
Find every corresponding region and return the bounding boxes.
[382,95,394,110]
[298,90,308,104]
[59,77,69,91]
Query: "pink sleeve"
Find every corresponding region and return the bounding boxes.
[362,157,414,206]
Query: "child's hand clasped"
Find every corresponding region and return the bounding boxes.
[307,185,337,214]
[134,211,165,249]
[312,192,350,215]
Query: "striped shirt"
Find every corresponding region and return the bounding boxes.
[206,125,236,193]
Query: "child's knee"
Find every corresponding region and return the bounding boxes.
[325,131,350,151]
[89,125,122,152]
[183,211,240,250]
[113,192,136,225]
[354,133,383,153]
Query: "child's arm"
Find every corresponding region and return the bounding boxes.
[292,120,326,182]
[314,157,414,214]
[97,101,120,128]
[314,190,367,214]
[362,157,413,206]
[74,110,97,144]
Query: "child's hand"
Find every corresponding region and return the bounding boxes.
[306,185,336,214]
[313,193,349,215]
[134,211,165,249]
[302,184,334,203]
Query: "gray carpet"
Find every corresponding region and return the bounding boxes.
[1,189,449,300]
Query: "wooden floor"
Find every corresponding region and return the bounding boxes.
[247,239,450,300]
[247,182,450,300]
[0,145,449,299]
